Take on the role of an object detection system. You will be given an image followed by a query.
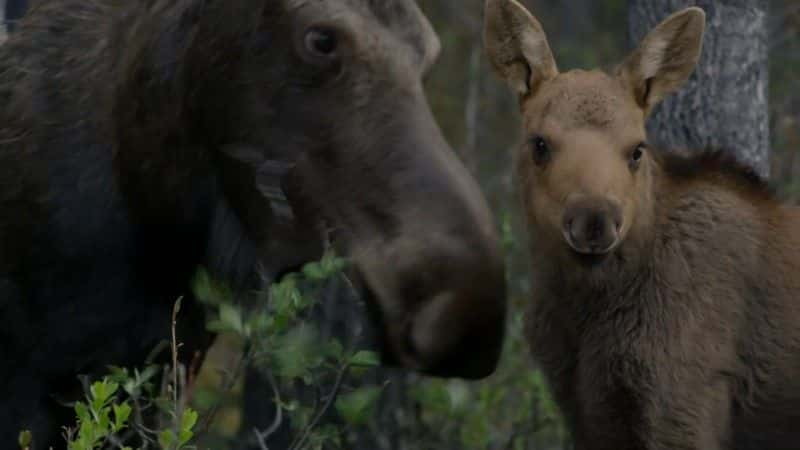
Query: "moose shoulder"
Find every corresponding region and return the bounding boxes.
[0,0,508,447]
[485,1,800,449]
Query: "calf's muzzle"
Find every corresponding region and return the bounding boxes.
[562,196,622,255]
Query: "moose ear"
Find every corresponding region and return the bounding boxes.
[619,7,706,116]
[483,0,558,97]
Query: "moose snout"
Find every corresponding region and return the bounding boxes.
[562,196,622,255]
[348,101,507,379]
[378,240,507,380]
[409,271,506,379]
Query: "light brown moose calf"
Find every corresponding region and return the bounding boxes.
[485,1,800,449]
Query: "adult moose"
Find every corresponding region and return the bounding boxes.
[486,1,800,449]
[0,0,508,448]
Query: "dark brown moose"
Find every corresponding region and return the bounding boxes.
[486,1,800,449]
[0,0,507,448]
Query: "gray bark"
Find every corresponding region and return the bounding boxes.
[1,0,7,44]
[464,39,482,174]
[628,0,771,178]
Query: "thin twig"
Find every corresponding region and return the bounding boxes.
[179,350,203,414]
[130,394,155,448]
[253,371,284,450]
[171,297,183,420]
[288,363,350,450]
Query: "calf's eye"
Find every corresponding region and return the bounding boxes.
[531,136,551,166]
[629,143,646,170]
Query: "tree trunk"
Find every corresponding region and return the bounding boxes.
[628,0,771,178]
[1,0,7,43]
[5,0,25,32]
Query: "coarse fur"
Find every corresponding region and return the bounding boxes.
[524,148,800,450]
[485,1,800,449]
[0,0,507,448]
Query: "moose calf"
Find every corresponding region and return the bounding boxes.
[486,1,800,449]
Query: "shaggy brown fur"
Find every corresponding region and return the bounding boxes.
[485,1,800,449]
[525,149,800,450]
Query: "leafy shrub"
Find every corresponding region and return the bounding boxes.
[192,251,384,449]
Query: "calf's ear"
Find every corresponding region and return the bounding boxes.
[618,7,706,116]
[483,0,558,97]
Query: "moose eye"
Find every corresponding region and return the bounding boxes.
[531,136,551,166]
[629,143,646,170]
[304,27,338,57]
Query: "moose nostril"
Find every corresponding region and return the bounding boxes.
[563,217,576,238]
[563,198,623,255]
[405,288,504,378]
[585,214,604,243]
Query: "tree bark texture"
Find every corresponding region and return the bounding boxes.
[629,0,771,178]
[1,0,7,44]
[5,0,26,32]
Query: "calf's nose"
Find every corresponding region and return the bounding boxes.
[562,197,622,255]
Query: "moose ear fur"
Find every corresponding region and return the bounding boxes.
[618,7,706,116]
[112,1,201,155]
[483,0,558,97]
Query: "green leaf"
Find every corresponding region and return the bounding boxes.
[191,268,213,302]
[89,380,118,410]
[272,326,324,379]
[129,365,160,397]
[191,386,222,410]
[158,429,177,449]
[113,403,132,432]
[219,303,244,334]
[74,402,91,424]
[307,424,342,449]
[106,366,129,382]
[320,253,348,274]
[191,267,233,306]
[349,350,380,367]
[246,311,272,336]
[178,429,194,447]
[335,386,382,426]
[96,409,112,435]
[302,262,326,280]
[181,408,199,433]
[413,382,451,416]
[325,339,344,360]
[205,319,230,334]
[18,430,32,448]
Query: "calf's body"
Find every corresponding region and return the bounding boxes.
[527,155,800,449]
[485,1,800,448]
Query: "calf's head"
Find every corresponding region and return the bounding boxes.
[484,0,705,267]
[116,0,507,378]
